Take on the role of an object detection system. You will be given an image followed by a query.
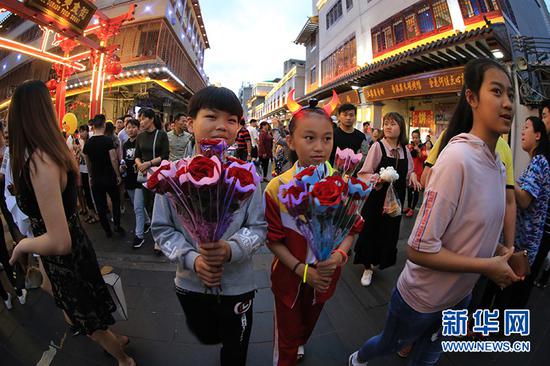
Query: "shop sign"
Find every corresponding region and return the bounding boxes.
[25,0,96,34]
[412,110,435,128]
[363,67,464,102]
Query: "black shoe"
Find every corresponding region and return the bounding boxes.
[106,230,113,238]
[69,324,82,336]
[144,223,151,234]
[114,226,126,236]
[132,236,144,249]
[153,248,162,256]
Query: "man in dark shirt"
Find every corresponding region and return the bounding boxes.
[235,118,251,161]
[329,103,368,165]
[122,118,151,248]
[84,114,124,237]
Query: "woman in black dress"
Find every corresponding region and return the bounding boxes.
[354,112,422,287]
[8,80,135,366]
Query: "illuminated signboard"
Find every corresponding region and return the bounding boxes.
[25,0,96,34]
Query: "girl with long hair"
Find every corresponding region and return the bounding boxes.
[8,80,134,366]
[349,58,520,366]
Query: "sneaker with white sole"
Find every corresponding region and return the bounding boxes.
[297,345,305,362]
[348,351,367,366]
[360,269,373,287]
[133,236,144,249]
[17,289,27,305]
[3,293,12,310]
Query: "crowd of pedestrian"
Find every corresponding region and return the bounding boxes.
[2,58,550,366]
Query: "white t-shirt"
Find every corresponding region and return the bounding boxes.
[247,126,259,148]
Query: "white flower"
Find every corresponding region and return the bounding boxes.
[379,166,399,183]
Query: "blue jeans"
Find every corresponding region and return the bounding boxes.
[358,288,471,366]
[127,188,151,239]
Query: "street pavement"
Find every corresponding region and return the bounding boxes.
[1,192,550,366]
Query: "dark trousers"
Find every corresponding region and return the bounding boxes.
[259,157,270,178]
[531,232,550,282]
[80,173,95,211]
[0,215,24,300]
[91,182,120,235]
[407,187,419,210]
[176,288,254,366]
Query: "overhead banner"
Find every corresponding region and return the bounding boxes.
[363,66,465,102]
[25,0,96,34]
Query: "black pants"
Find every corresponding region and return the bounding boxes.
[0,215,24,300]
[80,173,95,211]
[91,182,120,235]
[406,187,419,210]
[259,157,270,178]
[531,232,550,282]
[176,288,254,366]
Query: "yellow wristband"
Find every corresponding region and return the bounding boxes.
[303,264,309,283]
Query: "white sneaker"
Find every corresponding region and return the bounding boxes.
[360,269,373,287]
[18,289,27,305]
[348,351,367,366]
[4,293,12,310]
[297,345,305,361]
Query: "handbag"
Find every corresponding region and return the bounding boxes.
[103,272,128,321]
[508,249,531,278]
[137,130,159,183]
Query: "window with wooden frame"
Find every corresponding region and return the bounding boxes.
[321,36,356,84]
[459,0,500,23]
[370,0,453,57]
[432,0,452,29]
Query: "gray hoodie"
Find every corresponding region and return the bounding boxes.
[151,187,267,296]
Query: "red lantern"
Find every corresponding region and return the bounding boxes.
[46,79,58,92]
[106,62,122,76]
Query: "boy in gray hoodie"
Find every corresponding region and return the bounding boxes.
[151,86,267,366]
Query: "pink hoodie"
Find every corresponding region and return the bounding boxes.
[398,133,506,313]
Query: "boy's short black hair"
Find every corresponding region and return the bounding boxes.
[363,121,370,127]
[92,114,106,128]
[127,118,140,128]
[79,125,89,132]
[541,100,550,114]
[250,119,257,124]
[187,86,243,120]
[240,118,246,126]
[174,112,187,121]
[338,103,357,115]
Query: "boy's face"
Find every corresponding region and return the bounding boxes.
[188,108,240,145]
[126,123,138,138]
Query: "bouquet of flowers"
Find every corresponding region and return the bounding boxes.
[379,166,401,217]
[278,151,371,262]
[143,138,261,247]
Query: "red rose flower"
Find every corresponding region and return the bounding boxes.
[226,166,255,188]
[310,178,344,207]
[295,166,317,181]
[286,185,306,201]
[187,155,221,186]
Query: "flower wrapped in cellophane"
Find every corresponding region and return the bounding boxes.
[334,147,363,176]
[278,162,371,261]
[143,138,260,245]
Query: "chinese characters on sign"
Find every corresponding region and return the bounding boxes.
[362,67,465,102]
[442,309,530,337]
[25,0,96,34]
[412,110,435,128]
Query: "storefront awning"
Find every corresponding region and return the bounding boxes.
[299,24,511,103]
